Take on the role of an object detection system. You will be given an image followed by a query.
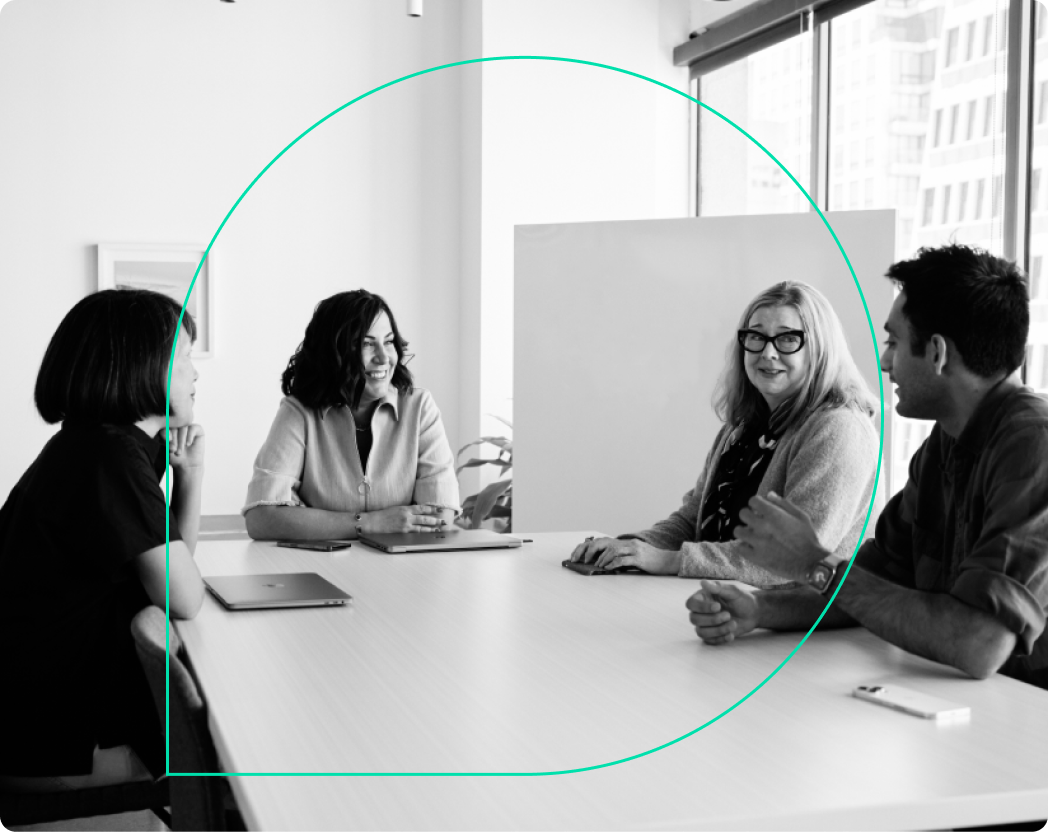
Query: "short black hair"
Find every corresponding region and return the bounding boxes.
[885,243,1029,378]
[35,289,197,425]
[281,290,413,410]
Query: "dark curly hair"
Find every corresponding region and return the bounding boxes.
[35,289,196,424]
[281,290,413,410]
[886,243,1029,378]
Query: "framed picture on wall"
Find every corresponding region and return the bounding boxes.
[97,243,215,357]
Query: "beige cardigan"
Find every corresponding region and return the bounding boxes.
[621,404,880,587]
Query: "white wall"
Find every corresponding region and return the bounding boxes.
[0,0,467,513]
[465,0,693,493]
[515,211,895,535]
[0,0,695,515]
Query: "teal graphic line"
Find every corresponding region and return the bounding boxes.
[162,54,885,777]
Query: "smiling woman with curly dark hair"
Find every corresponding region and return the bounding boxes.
[243,289,460,540]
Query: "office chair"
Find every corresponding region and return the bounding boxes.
[0,759,168,827]
[131,605,243,831]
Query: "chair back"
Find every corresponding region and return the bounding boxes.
[131,605,230,831]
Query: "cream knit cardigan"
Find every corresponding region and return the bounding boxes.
[621,404,881,588]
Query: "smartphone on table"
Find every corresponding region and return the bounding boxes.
[277,540,353,552]
[853,684,970,722]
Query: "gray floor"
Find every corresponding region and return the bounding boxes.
[8,809,167,831]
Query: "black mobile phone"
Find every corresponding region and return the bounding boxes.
[561,559,641,576]
[277,540,353,552]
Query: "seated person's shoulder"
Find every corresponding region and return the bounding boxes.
[84,423,156,466]
[279,395,312,417]
[399,386,438,411]
[1008,387,1048,427]
[988,388,1048,464]
[797,403,878,449]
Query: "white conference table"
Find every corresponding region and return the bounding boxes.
[177,532,1048,831]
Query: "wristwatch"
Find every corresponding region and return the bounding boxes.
[807,558,846,596]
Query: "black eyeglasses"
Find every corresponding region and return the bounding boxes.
[737,329,806,354]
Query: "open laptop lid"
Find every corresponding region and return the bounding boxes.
[204,573,351,610]
[359,529,523,553]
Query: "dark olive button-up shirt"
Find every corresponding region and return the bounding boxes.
[856,377,1048,689]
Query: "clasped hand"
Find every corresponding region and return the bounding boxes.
[568,537,681,575]
[685,580,759,645]
[361,504,452,534]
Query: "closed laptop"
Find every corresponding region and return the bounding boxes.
[358,529,522,553]
[204,573,351,610]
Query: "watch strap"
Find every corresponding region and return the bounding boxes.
[820,559,850,596]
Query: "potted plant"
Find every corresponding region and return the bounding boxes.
[455,416,512,532]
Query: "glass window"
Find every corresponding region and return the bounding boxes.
[697,35,813,216]
[1027,2,1048,393]
[828,0,1009,495]
[945,26,960,66]
[922,187,935,225]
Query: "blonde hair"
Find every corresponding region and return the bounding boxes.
[712,281,878,433]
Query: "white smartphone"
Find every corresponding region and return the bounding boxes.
[853,684,971,722]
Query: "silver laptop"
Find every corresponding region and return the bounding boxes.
[204,573,351,610]
[358,529,522,554]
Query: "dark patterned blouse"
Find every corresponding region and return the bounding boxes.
[699,417,782,543]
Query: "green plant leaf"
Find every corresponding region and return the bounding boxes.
[472,478,513,528]
[456,436,512,458]
[455,458,512,475]
[488,414,513,431]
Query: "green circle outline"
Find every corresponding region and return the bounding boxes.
[163,54,885,778]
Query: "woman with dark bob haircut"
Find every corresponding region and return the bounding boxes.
[0,289,205,788]
[244,289,459,540]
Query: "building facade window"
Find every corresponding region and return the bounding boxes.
[692,0,1032,491]
[945,26,960,66]
[696,35,812,217]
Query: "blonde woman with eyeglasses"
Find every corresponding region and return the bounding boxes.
[569,281,879,586]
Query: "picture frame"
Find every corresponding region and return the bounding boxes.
[97,242,215,357]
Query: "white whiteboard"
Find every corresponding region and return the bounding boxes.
[514,211,895,535]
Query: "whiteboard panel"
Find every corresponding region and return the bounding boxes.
[514,211,895,535]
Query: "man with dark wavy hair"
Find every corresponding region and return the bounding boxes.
[687,243,1048,691]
